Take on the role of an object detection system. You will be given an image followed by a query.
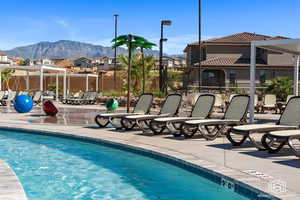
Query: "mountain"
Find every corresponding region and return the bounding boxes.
[3,40,159,59]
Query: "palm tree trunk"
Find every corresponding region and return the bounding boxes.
[127,35,133,113]
[141,48,145,93]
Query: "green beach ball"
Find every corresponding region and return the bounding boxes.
[106,98,119,111]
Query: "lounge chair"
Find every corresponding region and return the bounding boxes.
[94,93,153,128]
[2,91,17,106]
[181,95,250,140]
[121,94,182,131]
[278,95,295,113]
[0,91,5,106]
[261,94,277,113]
[227,96,300,151]
[214,94,225,112]
[32,91,42,105]
[66,92,85,105]
[149,94,215,135]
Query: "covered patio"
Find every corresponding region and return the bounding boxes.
[250,39,300,123]
[0,65,67,101]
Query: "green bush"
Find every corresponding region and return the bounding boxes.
[266,77,293,101]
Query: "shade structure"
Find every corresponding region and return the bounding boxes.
[12,73,99,94]
[250,39,300,123]
[0,65,67,101]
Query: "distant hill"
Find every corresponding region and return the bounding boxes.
[3,40,159,59]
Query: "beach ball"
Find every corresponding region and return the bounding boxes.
[43,100,58,116]
[106,98,119,111]
[14,95,33,113]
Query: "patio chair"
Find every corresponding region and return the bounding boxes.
[180,95,250,140]
[261,94,277,113]
[278,95,295,113]
[2,91,17,106]
[32,91,42,105]
[84,92,97,105]
[227,96,300,151]
[68,92,89,105]
[66,92,85,104]
[121,94,182,131]
[0,91,5,106]
[214,94,225,112]
[149,94,215,135]
[94,93,153,128]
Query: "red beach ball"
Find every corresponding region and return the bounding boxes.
[43,100,58,116]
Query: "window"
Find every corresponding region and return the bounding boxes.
[229,69,236,85]
[202,70,225,87]
[259,70,266,84]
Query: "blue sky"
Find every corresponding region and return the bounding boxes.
[1,0,300,54]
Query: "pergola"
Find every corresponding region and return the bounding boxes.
[250,39,300,123]
[0,65,67,101]
[12,73,99,93]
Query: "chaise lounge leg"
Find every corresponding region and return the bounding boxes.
[261,134,287,153]
[226,129,248,146]
[94,115,109,128]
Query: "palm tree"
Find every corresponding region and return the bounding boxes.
[137,40,156,93]
[1,69,15,90]
[112,34,148,112]
[118,53,156,91]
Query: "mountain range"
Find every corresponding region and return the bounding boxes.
[3,40,160,59]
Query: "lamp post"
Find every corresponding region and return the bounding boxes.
[198,0,202,92]
[159,20,172,93]
[113,14,119,89]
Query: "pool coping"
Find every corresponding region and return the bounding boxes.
[0,160,27,200]
[0,125,299,200]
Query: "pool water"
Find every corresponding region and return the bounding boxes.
[0,129,250,200]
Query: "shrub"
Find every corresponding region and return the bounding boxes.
[266,77,293,101]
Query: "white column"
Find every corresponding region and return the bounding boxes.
[86,75,89,91]
[249,43,256,124]
[63,71,67,99]
[56,74,59,101]
[96,76,99,91]
[40,68,44,102]
[294,55,300,95]
[26,71,29,90]
[67,76,70,95]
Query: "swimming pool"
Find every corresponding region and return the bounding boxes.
[0,129,269,200]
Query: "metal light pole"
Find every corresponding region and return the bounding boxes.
[198,0,202,92]
[113,14,119,89]
[159,20,172,93]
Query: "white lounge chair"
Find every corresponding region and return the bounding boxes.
[149,94,215,135]
[94,93,153,129]
[227,96,300,150]
[121,94,182,131]
[181,95,250,140]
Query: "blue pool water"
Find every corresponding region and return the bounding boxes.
[0,129,252,200]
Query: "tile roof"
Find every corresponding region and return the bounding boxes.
[198,56,266,66]
[187,32,290,46]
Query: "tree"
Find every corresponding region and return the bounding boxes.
[1,69,15,90]
[118,53,156,91]
[112,34,149,112]
[136,40,156,93]
[266,77,293,101]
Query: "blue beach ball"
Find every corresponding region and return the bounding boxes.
[14,95,33,113]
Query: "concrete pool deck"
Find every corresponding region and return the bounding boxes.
[0,105,300,199]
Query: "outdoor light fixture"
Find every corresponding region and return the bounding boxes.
[159,20,172,93]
